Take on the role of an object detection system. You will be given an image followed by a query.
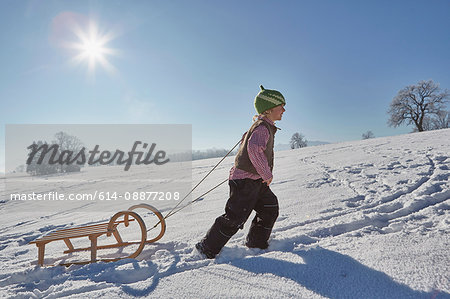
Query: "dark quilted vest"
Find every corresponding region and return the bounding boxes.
[234,119,277,175]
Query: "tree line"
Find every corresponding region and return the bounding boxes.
[26,132,84,176]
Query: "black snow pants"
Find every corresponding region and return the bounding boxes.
[200,178,279,256]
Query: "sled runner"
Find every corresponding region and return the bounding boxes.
[29,204,166,266]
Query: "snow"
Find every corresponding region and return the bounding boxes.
[0,129,449,298]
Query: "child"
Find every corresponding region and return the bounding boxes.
[196,85,286,258]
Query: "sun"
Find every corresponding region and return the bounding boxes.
[68,21,118,76]
[82,40,103,59]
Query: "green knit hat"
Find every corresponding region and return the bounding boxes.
[254,85,286,114]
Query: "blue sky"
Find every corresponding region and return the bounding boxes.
[1,0,450,172]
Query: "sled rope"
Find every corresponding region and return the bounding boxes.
[164,139,241,219]
[147,139,241,232]
[165,178,228,218]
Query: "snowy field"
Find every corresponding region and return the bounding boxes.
[0,129,449,298]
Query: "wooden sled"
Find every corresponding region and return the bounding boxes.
[29,204,166,267]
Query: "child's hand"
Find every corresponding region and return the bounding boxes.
[263,177,273,186]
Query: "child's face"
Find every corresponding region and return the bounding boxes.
[269,104,285,121]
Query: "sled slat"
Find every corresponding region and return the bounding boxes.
[29,205,165,267]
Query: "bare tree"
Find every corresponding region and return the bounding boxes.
[52,132,84,172]
[26,141,58,176]
[290,133,307,149]
[362,131,375,139]
[388,80,449,132]
[418,110,449,132]
[432,110,449,130]
[53,131,84,153]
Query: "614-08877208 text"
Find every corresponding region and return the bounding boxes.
[9,191,180,201]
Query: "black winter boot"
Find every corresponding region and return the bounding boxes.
[195,242,216,259]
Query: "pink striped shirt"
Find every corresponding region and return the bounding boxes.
[229,116,274,181]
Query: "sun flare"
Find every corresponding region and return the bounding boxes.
[68,21,118,76]
[82,40,103,59]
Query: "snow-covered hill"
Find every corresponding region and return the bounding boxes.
[0,129,449,298]
[275,140,330,151]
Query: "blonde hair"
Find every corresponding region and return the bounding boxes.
[252,110,271,122]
